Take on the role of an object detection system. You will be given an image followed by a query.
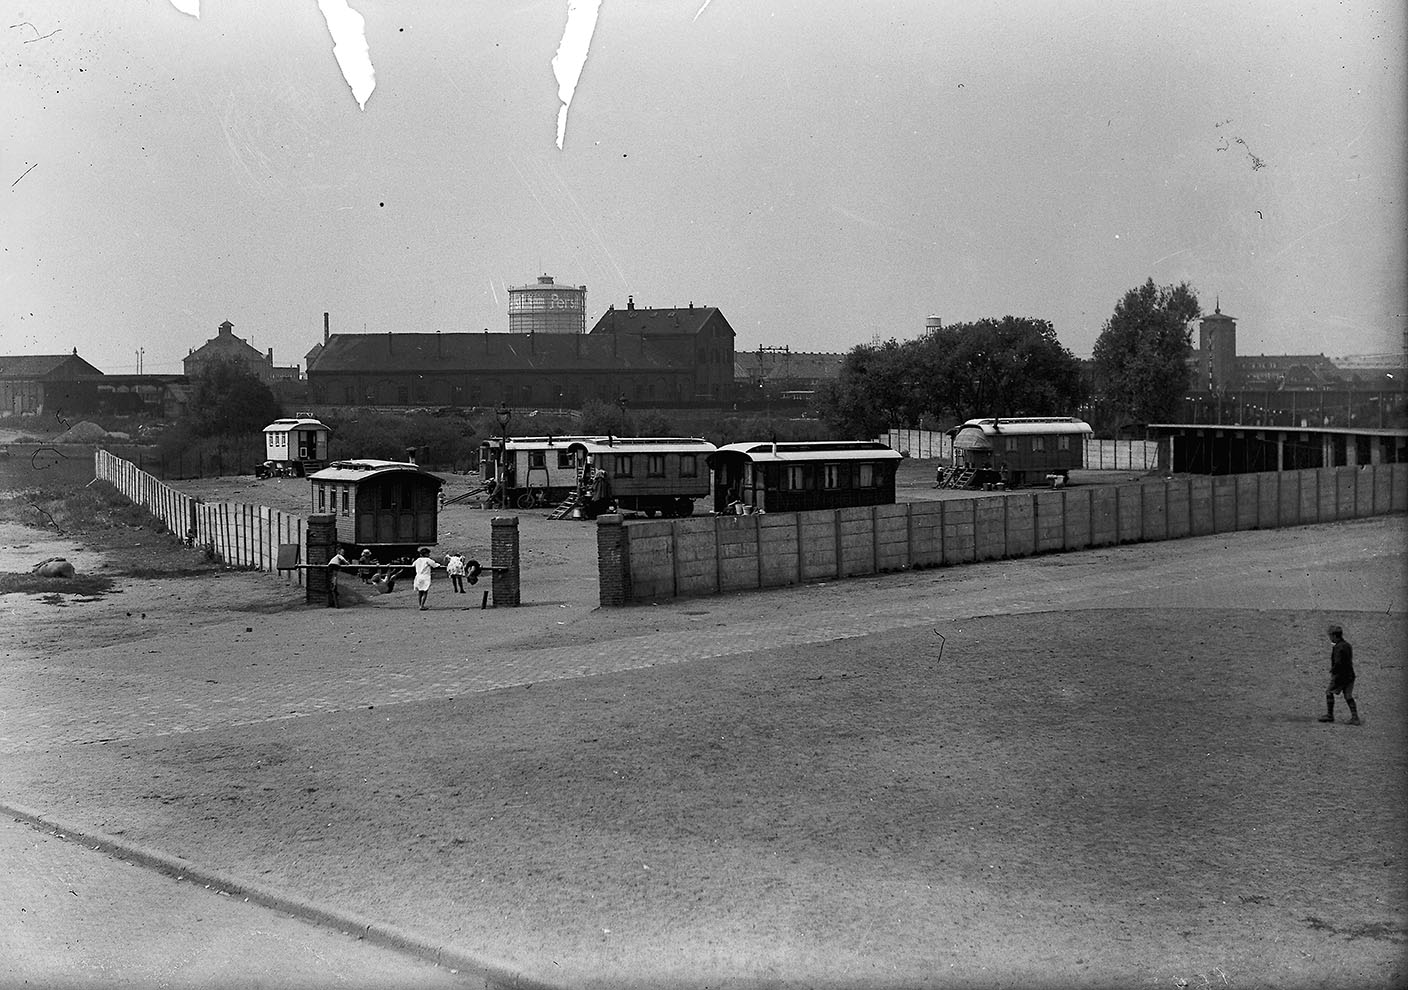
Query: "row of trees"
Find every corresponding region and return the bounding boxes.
[816,279,1201,437]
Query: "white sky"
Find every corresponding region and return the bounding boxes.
[3,0,1404,375]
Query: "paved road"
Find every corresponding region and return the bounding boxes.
[0,815,471,989]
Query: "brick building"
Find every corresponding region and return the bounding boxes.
[0,350,104,416]
[184,320,299,383]
[305,296,737,408]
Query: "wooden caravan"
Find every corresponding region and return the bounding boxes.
[707,441,902,514]
[566,437,717,517]
[477,435,608,507]
[945,417,1092,488]
[261,417,331,476]
[308,459,442,557]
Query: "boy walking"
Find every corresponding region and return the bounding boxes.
[1318,624,1360,725]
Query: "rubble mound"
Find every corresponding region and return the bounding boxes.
[54,421,110,442]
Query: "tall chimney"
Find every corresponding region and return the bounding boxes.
[627,295,634,311]
[324,312,329,345]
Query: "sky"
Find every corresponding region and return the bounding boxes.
[3,0,1405,376]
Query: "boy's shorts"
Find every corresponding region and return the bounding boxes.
[1326,677,1355,698]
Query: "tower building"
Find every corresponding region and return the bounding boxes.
[1199,300,1238,392]
[507,274,587,335]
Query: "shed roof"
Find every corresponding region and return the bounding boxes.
[308,332,682,375]
[0,353,105,379]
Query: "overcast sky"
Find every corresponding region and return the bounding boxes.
[4,0,1404,376]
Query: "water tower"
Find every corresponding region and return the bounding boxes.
[507,274,587,334]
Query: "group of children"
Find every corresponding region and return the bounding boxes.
[325,546,481,610]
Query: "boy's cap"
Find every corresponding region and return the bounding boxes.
[1328,624,1343,635]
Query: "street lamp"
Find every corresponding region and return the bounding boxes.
[495,402,512,447]
[617,394,630,435]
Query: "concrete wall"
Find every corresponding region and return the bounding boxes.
[95,449,305,583]
[599,463,1407,605]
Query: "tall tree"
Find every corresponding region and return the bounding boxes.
[819,318,1087,435]
[1091,279,1200,429]
[817,338,925,437]
[187,360,282,437]
[922,317,1087,419]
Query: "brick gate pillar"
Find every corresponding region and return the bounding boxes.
[490,515,520,607]
[305,513,337,606]
[596,513,630,607]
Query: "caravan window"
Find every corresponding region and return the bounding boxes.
[647,454,666,478]
[679,454,698,478]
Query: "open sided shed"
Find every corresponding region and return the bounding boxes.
[707,441,902,513]
[308,459,441,556]
[947,417,1092,487]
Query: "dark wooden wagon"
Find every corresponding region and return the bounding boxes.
[707,441,902,514]
[307,459,442,560]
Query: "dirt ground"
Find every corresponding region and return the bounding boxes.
[1,464,1405,989]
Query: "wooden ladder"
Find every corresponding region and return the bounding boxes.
[548,490,581,520]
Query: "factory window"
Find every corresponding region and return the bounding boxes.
[415,383,427,402]
[679,454,698,478]
[397,385,409,405]
[341,488,350,516]
[318,485,326,511]
[647,454,666,478]
[521,385,533,404]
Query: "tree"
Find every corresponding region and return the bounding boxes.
[921,317,1087,420]
[187,360,282,438]
[1091,279,1200,430]
[817,318,1087,436]
[816,339,925,437]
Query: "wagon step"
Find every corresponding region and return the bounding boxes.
[548,490,581,520]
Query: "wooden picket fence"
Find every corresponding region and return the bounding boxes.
[94,449,304,584]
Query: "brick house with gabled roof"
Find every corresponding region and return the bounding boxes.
[184,319,298,383]
[588,297,737,401]
[0,350,104,416]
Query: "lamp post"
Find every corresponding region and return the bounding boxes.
[617,394,630,436]
[493,402,513,503]
[495,401,512,448]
